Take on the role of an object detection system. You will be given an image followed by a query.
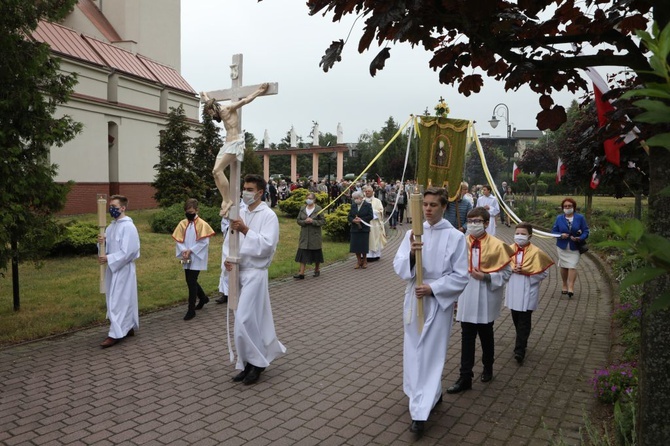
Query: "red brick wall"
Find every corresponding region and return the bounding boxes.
[60,182,158,215]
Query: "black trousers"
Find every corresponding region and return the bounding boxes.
[511,310,533,357]
[459,321,495,378]
[184,269,206,311]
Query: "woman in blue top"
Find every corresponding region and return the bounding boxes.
[551,198,589,298]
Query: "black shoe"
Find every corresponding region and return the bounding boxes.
[243,365,264,385]
[183,310,196,320]
[514,353,524,364]
[313,271,320,277]
[409,420,425,434]
[232,363,253,382]
[293,274,305,280]
[215,294,228,304]
[480,371,493,383]
[195,296,209,310]
[446,377,472,394]
[567,292,574,298]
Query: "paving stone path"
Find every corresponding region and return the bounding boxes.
[0,222,612,445]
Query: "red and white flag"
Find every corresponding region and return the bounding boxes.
[584,68,637,167]
[512,162,520,182]
[590,169,601,189]
[556,158,566,183]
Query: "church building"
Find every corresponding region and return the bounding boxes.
[33,0,200,214]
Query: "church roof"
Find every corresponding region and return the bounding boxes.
[76,0,122,42]
[32,21,196,95]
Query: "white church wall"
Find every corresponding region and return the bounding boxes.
[60,59,109,99]
[117,76,161,110]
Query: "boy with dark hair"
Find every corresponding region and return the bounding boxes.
[223,174,286,385]
[172,198,216,320]
[447,207,515,393]
[505,222,554,363]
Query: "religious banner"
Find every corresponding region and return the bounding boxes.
[416,116,470,199]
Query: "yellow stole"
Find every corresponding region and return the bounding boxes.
[171,217,215,243]
[467,234,515,273]
[510,243,555,275]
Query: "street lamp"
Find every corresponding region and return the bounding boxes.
[488,103,511,139]
[489,103,515,181]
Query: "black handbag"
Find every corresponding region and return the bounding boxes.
[575,239,588,254]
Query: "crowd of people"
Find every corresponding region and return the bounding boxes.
[96,179,589,435]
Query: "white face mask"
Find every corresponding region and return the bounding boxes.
[563,208,574,215]
[242,190,258,206]
[305,199,314,205]
[467,223,486,238]
[354,199,363,205]
[514,234,530,246]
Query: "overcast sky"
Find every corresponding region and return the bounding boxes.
[181,1,583,144]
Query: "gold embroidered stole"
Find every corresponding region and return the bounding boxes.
[510,243,555,275]
[171,217,215,243]
[467,234,515,273]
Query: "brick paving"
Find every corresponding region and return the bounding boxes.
[0,222,612,445]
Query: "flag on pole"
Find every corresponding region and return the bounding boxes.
[512,162,520,182]
[584,68,638,167]
[556,158,566,183]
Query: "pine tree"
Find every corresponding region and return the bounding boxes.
[152,105,204,207]
[240,132,263,179]
[191,113,222,207]
[0,0,82,310]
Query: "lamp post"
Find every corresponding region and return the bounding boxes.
[489,103,515,181]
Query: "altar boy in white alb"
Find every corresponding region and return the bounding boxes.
[505,222,554,364]
[447,207,515,394]
[393,188,469,435]
[223,174,286,385]
[98,195,140,349]
[475,185,500,236]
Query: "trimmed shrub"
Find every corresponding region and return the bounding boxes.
[278,189,328,218]
[150,203,220,234]
[324,204,351,242]
[49,220,98,256]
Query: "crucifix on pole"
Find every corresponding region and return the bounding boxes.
[201,53,278,309]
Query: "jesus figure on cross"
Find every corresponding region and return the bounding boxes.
[201,82,269,216]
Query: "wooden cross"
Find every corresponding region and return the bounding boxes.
[203,53,278,310]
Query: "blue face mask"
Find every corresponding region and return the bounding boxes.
[109,206,122,219]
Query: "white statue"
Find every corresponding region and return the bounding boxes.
[337,122,343,144]
[264,129,270,149]
[290,126,297,148]
[312,123,319,146]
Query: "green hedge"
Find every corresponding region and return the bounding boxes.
[324,204,351,242]
[277,189,328,218]
[150,204,221,234]
[49,220,98,256]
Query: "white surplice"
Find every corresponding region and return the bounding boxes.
[366,196,387,258]
[476,194,500,236]
[505,250,549,311]
[393,219,469,421]
[223,202,286,369]
[104,216,140,339]
[455,246,512,324]
[175,218,210,271]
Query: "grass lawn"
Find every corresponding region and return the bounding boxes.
[531,195,644,214]
[0,208,351,346]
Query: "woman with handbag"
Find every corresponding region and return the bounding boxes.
[551,198,589,298]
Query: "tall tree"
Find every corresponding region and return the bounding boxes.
[241,132,263,179]
[191,113,223,207]
[464,139,506,186]
[0,0,82,310]
[152,105,204,207]
[297,1,670,442]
